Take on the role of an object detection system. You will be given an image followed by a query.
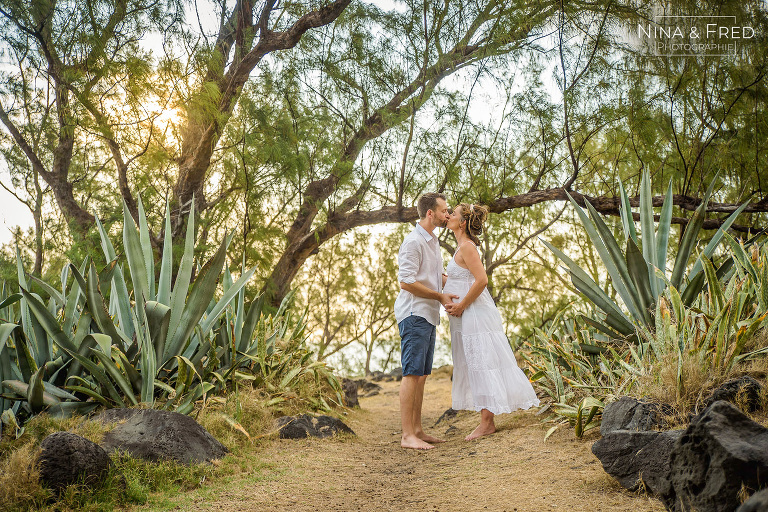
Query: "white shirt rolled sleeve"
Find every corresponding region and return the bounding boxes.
[394,224,443,326]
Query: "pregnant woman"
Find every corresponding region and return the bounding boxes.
[443,203,540,440]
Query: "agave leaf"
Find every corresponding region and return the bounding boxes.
[91,333,112,354]
[167,200,196,349]
[137,196,156,300]
[63,384,110,407]
[69,262,87,293]
[239,293,266,353]
[578,315,622,339]
[164,234,229,361]
[95,217,135,340]
[0,324,15,413]
[27,275,64,306]
[62,263,85,336]
[199,265,257,336]
[114,348,142,394]
[722,232,758,282]
[0,293,21,312]
[569,272,635,335]
[85,263,131,348]
[135,308,155,404]
[655,180,675,291]
[0,323,19,352]
[279,367,303,389]
[41,381,79,401]
[28,365,55,413]
[3,377,61,411]
[19,288,77,353]
[122,201,149,330]
[1,379,29,397]
[28,292,51,365]
[89,348,138,406]
[702,256,725,312]
[145,301,171,362]
[14,335,37,381]
[16,248,39,362]
[582,199,644,321]
[688,201,750,281]
[173,355,198,398]
[58,337,126,407]
[618,180,638,243]
[67,313,95,380]
[157,200,173,305]
[671,176,719,289]
[625,238,653,324]
[639,171,658,297]
[233,255,246,352]
[47,402,99,418]
[275,289,296,319]
[174,382,215,415]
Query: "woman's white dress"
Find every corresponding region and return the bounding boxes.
[444,248,540,415]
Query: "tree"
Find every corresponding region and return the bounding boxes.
[0,0,351,243]
[297,234,358,361]
[348,229,400,375]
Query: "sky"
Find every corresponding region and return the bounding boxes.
[0,162,33,245]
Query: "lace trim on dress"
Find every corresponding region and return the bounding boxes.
[451,399,541,415]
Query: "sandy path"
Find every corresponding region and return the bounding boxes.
[158,375,665,512]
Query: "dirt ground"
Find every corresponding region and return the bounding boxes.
[162,374,665,512]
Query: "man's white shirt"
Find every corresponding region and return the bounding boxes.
[394,223,444,326]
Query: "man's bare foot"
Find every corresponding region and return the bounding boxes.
[418,433,446,444]
[464,424,496,441]
[401,434,435,450]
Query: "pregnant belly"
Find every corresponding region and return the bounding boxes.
[443,279,469,302]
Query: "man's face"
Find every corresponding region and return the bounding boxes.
[430,198,450,228]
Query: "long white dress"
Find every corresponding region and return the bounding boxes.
[444,247,540,414]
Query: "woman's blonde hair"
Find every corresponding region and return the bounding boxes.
[457,203,489,245]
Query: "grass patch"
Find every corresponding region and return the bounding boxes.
[0,383,309,511]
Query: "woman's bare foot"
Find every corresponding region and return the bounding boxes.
[464,423,496,441]
[418,433,446,444]
[401,434,435,450]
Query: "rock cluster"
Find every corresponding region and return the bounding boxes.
[275,414,355,439]
[592,377,768,512]
[36,409,228,494]
[37,432,112,494]
[97,409,228,464]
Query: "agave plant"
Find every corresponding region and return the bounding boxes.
[1,197,260,419]
[542,171,748,339]
[636,235,768,380]
[525,309,635,439]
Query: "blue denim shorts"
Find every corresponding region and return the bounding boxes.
[398,315,436,376]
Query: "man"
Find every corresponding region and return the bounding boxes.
[395,192,458,450]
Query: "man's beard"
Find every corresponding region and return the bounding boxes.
[435,218,447,228]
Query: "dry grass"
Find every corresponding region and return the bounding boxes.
[635,346,768,428]
[195,385,276,448]
[0,443,51,510]
[636,352,717,422]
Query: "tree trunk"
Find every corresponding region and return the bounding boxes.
[171,0,352,239]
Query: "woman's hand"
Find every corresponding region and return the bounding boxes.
[444,301,465,317]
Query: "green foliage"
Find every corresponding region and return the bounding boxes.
[530,233,768,437]
[0,196,341,434]
[543,171,748,339]
[526,309,632,439]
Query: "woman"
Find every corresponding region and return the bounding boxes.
[443,203,540,440]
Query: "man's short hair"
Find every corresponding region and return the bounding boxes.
[417,192,446,219]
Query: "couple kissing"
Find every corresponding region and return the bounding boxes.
[395,192,539,450]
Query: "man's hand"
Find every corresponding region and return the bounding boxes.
[439,292,459,308]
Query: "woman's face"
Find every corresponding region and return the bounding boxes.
[447,206,464,231]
